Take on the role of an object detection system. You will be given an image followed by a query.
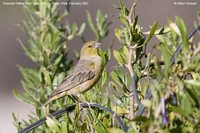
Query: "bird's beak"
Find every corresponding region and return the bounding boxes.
[94,42,101,48]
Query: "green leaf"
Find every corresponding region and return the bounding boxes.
[107,128,124,133]
[109,81,124,95]
[44,70,51,85]
[141,99,152,108]
[94,122,107,133]
[184,79,200,87]
[145,27,170,35]
[110,68,128,87]
[133,116,149,122]
[143,22,157,45]
[113,50,125,65]
[86,10,98,37]
[105,48,111,62]
[96,10,104,29]
[160,43,171,77]
[181,93,192,114]
[124,29,132,45]
[133,15,138,31]
[46,117,61,132]
[18,39,37,62]
[71,23,78,37]
[120,46,129,64]
[61,121,67,133]
[119,16,129,27]
[112,105,128,114]
[53,54,63,66]
[100,70,108,89]
[109,69,118,81]
[18,66,40,86]
[115,28,123,44]
[13,90,39,107]
[170,106,188,117]
[169,22,181,36]
[98,48,107,67]
[175,16,188,50]
[77,23,86,36]
[49,23,60,33]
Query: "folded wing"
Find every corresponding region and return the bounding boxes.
[49,60,95,98]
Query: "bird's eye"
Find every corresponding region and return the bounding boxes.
[88,45,92,48]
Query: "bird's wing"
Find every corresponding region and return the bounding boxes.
[49,60,95,98]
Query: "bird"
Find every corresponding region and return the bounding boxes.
[44,41,103,114]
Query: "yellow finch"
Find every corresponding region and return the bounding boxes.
[45,41,103,110]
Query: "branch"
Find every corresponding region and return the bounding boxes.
[127,0,137,24]
[124,0,138,120]
[136,23,200,116]
[170,23,200,66]
[18,103,128,133]
[126,45,135,119]
[125,45,138,120]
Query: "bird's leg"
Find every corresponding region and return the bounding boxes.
[69,95,79,103]
[44,100,53,118]
[45,104,50,116]
[69,94,92,111]
[68,94,84,112]
[77,94,92,111]
[85,102,92,112]
[44,93,64,117]
[45,104,54,119]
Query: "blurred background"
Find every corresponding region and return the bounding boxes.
[0,0,199,132]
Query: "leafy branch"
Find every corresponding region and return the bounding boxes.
[18,103,128,133]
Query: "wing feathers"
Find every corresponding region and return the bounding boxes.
[49,60,95,98]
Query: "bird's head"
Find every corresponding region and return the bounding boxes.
[80,41,101,58]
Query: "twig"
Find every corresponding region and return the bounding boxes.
[125,45,135,77]
[127,0,137,24]
[18,103,128,133]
